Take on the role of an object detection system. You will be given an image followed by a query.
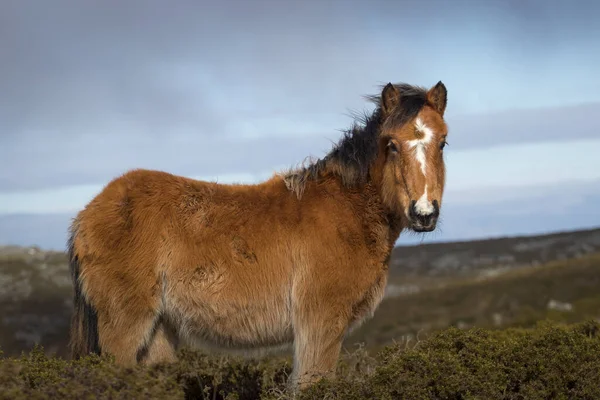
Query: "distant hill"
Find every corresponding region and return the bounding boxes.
[351,253,600,349]
[390,226,600,277]
[385,227,600,295]
[1,226,599,358]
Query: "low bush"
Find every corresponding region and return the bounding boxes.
[1,320,599,399]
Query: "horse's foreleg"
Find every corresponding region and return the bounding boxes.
[290,305,348,391]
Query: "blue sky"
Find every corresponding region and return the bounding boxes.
[1,0,599,250]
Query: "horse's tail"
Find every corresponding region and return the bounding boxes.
[68,222,101,359]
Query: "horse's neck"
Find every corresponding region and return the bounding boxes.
[365,182,405,249]
[333,177,404,254]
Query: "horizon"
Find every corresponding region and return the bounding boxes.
[1,0,600,250]
[2,224,599,254]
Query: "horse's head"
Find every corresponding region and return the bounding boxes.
[377,81,448,232]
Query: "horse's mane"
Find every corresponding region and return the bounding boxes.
[282,83,429,198]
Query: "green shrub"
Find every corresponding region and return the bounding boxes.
[300,320,600,400]
[0,347,184,399]
[1,321,599,399]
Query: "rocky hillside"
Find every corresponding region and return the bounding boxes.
[1,226,599,358]
[354,253,600,349]
[385,227,600,295]
[390,227,600,278]
[0,246,72,357]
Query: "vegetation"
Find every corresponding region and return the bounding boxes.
[349,253,600,349]
[0,248,71,358]
[2,228,599,358]
[1,230,599,398]
[1,320,599,399]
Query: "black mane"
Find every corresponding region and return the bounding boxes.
[283,83,429,197]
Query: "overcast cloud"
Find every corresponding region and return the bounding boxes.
[2,0,599,141]
[1,0,599,247]
[3,103,599,192]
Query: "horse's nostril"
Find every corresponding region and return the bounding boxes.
[409,200,439,227]
[420,214,436,226]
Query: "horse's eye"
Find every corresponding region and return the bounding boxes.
[440,140,448,150]
[388,141,398,153]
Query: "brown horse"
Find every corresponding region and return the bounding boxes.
[68,81,449,389]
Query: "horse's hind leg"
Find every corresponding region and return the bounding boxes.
[138,319,179,365]
[97,304,159,366]
[90,269,164,366]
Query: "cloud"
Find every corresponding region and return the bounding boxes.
[0,133,340,192]
[2,108,599,193]
[0,0,383,140]
[445,102,600,150]
[2,0,598,139]
[1,0,599,193]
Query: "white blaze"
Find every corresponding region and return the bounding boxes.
[409,117,435,215]
[407,117,434,176]
[414,184,435,215]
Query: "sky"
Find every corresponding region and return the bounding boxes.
[1,0,600,250]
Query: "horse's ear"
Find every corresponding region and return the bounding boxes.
[427,81,447,116]
[381,83,400,116]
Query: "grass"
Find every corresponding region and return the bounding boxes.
[2,230,599,358]
[348,253,600,349]
[1,239,599,398]
[0,255,72,358]
[1,320,599,399]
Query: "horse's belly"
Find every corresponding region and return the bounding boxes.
[194,303,292,349]
[163,272,293,351]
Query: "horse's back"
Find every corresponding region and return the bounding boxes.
[69,167,295,289]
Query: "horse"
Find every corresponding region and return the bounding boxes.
[67,80,449,390]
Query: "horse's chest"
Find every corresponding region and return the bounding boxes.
[348,269,388,333]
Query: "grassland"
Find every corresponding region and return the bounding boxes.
[2,227,599,359]
[1,228,600,398]
[348,253,600,350]
[1,321,599,399]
